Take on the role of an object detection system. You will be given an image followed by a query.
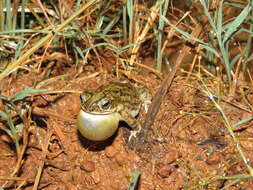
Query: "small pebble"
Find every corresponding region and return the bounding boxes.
[228,163,242,175]
[91,169,100,184]
[105,146,118,158]
[115,154,125,166]
[158,165,174,178]
[80,160,95,172]
[164,151,180,164]
[241,140,253,151]
[246,126,253,135]
[247,94,253,105]
[206,152,221,165]
[0,99,3,110]
[0,134,12,144]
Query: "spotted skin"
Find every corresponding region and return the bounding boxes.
[80,81,151,132]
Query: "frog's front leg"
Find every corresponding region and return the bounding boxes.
[119,110,142,141]
[126,119,142,142]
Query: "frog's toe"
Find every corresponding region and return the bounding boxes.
[143,100,151,113]
[128,131,137,142]
[128,128,141,142]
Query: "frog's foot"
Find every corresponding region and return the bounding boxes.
[128,128,141,142]
[143,100,151,113]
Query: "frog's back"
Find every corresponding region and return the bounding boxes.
[97,81,141,104]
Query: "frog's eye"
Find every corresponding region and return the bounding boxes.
[99,98,111,110]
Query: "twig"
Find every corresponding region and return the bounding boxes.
[0,176,32,182]
[32,130,53,190]
[142,25,202,142]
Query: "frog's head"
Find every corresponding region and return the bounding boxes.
[78,89,122,141]
[80,90,122,114]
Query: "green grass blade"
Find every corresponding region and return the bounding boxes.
[243,19,253,72]
[72,41,86,63]
[230,53,241,69]
[245,55,253,63]
[156,0,169,71]
[220,179,242,190]
[128,170,141,190]
[0,110,8,119]
[27,4,45,27]
[119,40,144,54]
[96,16,104,29]
[11,6,17,33]
[232,117,253,128]
[83,40,144,55]
[21,0,25,31]
[123,6,127,41]
[102,14,121,35]
[200,44,221,58]
[6,0,12,31]
[224,2,245,9]
[75,0,82,10]
[217,0,223,41]
[5,109,19,153]
[11,88,50,102]
[223,3,251,44]
[199,0,217,33]
[127,0,133,42]
[159,14,220,57]
[0,28,52,35]
[83,42,118,53]
[0,0,4,31]
[14,40,24,60]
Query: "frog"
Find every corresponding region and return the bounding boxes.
[78,80,151,141]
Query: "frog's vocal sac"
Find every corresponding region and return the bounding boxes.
[77,80,151,141]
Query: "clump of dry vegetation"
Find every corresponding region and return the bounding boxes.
[1,0,253,189]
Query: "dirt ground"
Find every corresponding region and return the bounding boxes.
[1,58,253,190]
